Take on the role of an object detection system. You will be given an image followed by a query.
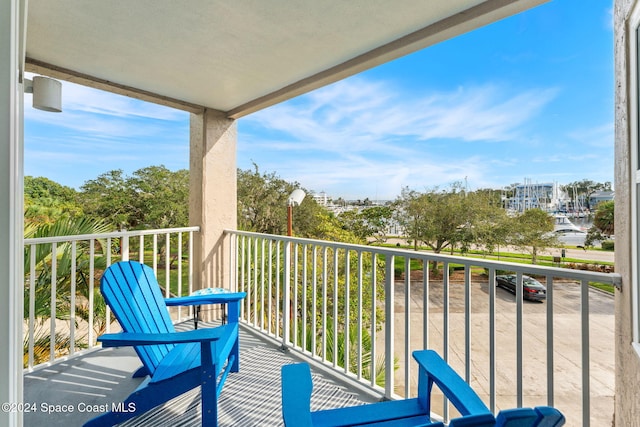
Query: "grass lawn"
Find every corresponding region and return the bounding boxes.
[380,242,615,294]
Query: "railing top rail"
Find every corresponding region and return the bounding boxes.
[24,226,201,245]
[225,229,621,286]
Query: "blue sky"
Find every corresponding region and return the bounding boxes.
[25,0,613,201]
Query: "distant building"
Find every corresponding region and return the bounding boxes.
[310,191,329,206]
[589,191,614,208]
[507,180,568,212]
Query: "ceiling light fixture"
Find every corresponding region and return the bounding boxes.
[24,76,62,112]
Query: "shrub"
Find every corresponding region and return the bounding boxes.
[601,240,615,251]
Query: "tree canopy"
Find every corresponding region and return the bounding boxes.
[585,200,614,247]
[509,208,557,264]
[24,176,82,224]
[393,185,558,264]
[78,166,189,230]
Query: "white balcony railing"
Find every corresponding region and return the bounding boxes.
[22,227,622,426]
[226,230,621,427]
[22,226,199,372]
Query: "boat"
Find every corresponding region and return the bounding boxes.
[553,213,585,233]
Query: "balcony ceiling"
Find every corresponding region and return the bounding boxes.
[25,0,547,118]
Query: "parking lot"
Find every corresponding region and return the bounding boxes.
[391,277,614,427]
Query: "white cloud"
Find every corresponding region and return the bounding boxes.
[568,123,613,148]
[239,77,558,198]
[244,78,557,155]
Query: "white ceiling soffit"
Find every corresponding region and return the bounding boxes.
[25,0,548,118]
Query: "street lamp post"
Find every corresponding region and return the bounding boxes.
[283,189,305,349]
[287,189,306,236]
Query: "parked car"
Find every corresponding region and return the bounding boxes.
[496,274,546,302]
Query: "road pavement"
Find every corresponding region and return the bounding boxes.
[388,275,614,427]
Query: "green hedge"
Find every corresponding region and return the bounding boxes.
[601,240,614,251]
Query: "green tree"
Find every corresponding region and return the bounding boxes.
[466,191,511,256]
[128,166,189,229]
[237,164,329,238]
[339,206,393,244]
[509,209,557,264]
[78,169,134,228]
[78,166,189,230]
[585,200,614,247]
[24,176,82,224]
[394,184,470,254]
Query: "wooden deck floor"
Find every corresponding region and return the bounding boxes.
[23,322,368,426]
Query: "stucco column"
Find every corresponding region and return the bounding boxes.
[189,109,237,294]
[1,1,25,426]
[614,1,640,425]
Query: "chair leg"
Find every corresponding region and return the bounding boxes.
[201,365,219,427]
[231,338,240,372]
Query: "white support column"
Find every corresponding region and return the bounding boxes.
[189,109,237,297]
[1,0,25,426]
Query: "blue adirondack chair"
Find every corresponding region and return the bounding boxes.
[84,261,246,427]
[281,350,565,427]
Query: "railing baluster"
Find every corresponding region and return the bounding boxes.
[253,237,259,327]
[121,233,129,262]
[302,244,308,352]
[189,230,194,296]
[177,232,183,319]
[333,248,339,368]
[276,241,281,339]
[164,233,170,299]
[241,236,247,320]
[489,267,497,413]
[384,254,395,400]
[423,259,429,350]
[516,271,523,408]
[344,249,350,373]
[465,265,472,383]
[312,245,318,357]
[139,235,144,263]
[28,245,36,369]
[581,279,591,427]
[546,276,555,407]
[357,251,363,380]
[70,241,76,356]
[106,237,112,334]
[50,242,57,362]
[443,261,450,421]
[283,239,291,348]
[247,237,253,324]
[89,239,95,348]
[261,239,266,331]
[322,246,328,361]
[267,240,273,334]
[268,240,273,335]
[370,252,377,387]
[404,256,411,397]
[293,243,299,348]
[153,234,158,274]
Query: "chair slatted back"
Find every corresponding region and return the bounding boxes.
[100,261,175,375]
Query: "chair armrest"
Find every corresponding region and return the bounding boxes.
[281,363,313,427]
[413,350,492,419]
[98,324,235,347]
[165,291,246,307]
